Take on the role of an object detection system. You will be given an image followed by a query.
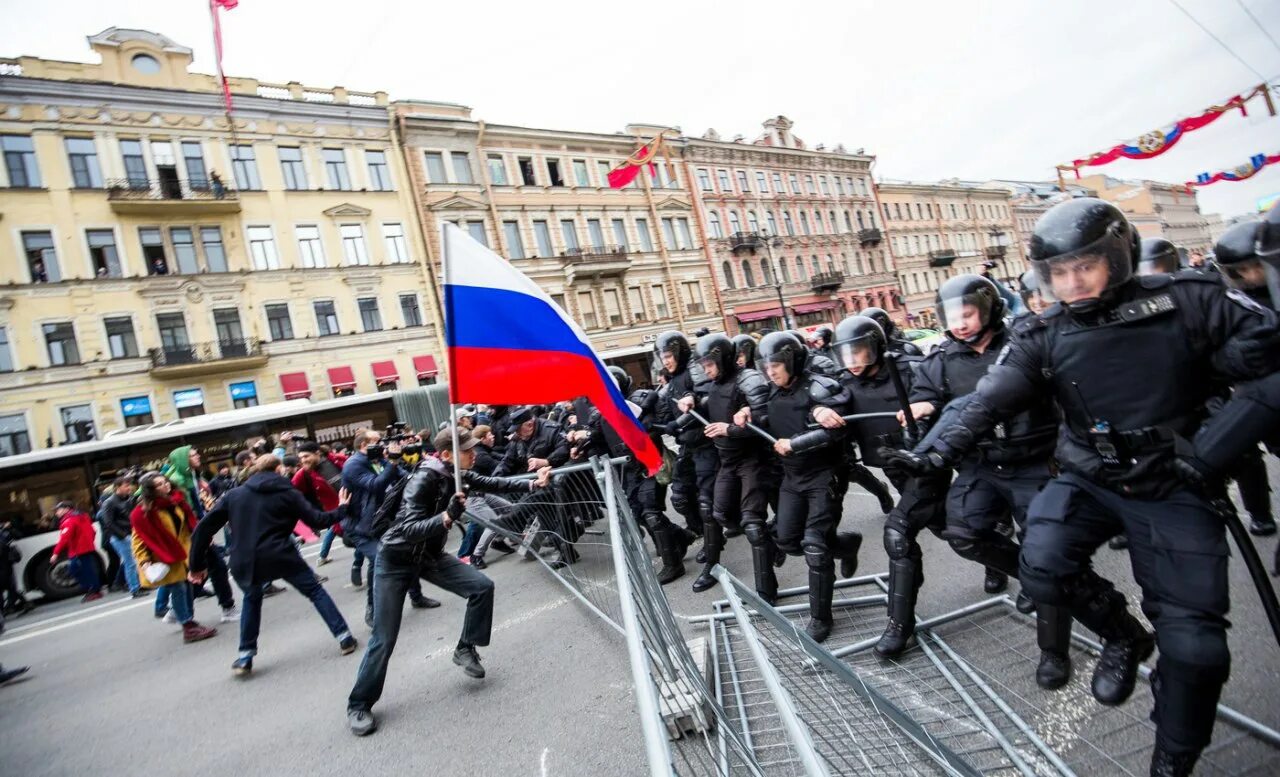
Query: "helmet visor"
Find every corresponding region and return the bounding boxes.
[936,293,996,336]
[1222,257,1280,307]
[1032,228,1132,305]
[688,359,709,385]
[833,333,881,372]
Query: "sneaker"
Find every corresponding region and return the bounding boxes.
[339,635,359,655]
[317,556,332,567]
[471,555,488,570]
[192,586,215,599]
[231,655,253,677]
[348,709,377,737]
[452,645,486,679]
[0,666,30,685]
[350,567,364,589]
[130,590,148,599]
[220,606,240,623]
[82,591,104,603]
[409,594,442,609]
[182,621,218,644]
[1249,518,1277,537]
[315,575,329,584]
[262,583,285,597]
[459,556,472,565]
[163,610,178,624]
[490,539,516,555]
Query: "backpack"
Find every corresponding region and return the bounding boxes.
[369,473,410,539]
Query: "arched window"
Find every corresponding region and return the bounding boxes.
[794,256,806,280]
[814,210,824,233]
[780,257,791,283]
[825,254,836,273]
[747,210,760,232]
[742,260,756,287]
[708,211,723,239]
[843,211,853,232]
[766,211,779,234]
[811,255,821,275]
[721,260,735,289]
[799,212,810,235]
[783,212,795,236]
[728,210,742,233]
[855,210,865,229]
[830,211,839,233]
[761,259,773,285]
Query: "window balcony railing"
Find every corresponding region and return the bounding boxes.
[107,178,241,214]
[148,338,265,376]
[857,227,883,247]
[728,232,763,253]
[810,271,844,292]
[929,249,958,268]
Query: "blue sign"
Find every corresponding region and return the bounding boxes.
[229,381,257,401]
[120,396,152,418]
[173,388,204,409]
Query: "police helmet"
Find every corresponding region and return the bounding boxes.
[758,331,807,380]
[607,365,632,396]
[654,331,691,372]
[1029,197,1138,311]
[1256,200,1280,260]
[732,334,758,368]
[1137,237,1180,276]
[1215,220,1278,300]
[812,326,834,349]
[831,315,886,374]
[861,307,895,338]
[935,274,1005,344]
[693,334,736,381]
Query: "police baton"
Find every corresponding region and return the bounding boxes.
[885,352,919,440]
[806,411,901,429]
[1214,497,1280,648]
[688,409,778,445]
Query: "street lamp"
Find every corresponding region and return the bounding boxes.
[986,227,1009,280]
[756,230,792,330]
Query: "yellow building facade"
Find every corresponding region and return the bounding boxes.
[0,29,442,452]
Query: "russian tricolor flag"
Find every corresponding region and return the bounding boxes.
[442,223,662,475]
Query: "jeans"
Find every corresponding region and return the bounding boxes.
[156,582,194,624]
[107,535,140,593]
[238,567,351,656]
[348,546,494,712]
[68,554,100,594]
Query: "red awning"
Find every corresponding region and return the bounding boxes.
[412,355,439,378]
[279,372,311,400]
[792,301,840,315]
[327,366,357,391]
[735,308,783,323]
[371,360,400,385]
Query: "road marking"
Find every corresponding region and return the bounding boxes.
[422,594,573,662]
[3,594,144,635]
[0,598,156,646]
[541,747,550,777]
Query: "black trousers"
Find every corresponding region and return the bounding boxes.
[942,459,1051,550]
[711,454,766,535]
[670,444,718,524]
[775,468,841,555]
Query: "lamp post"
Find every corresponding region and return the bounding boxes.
[758,230,792,330]
[986,227,1009,281]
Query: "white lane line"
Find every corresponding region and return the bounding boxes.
[0,598,156,646]
[3,595,144,635]
[422,595,573,662]
[541,747,550,777]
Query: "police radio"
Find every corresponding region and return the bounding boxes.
[1073,382,1123,468]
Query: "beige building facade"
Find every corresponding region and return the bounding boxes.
[683,116,900,335]
[878,181,1024,328]
[1073,174,1214,253]
[0,29,442,453]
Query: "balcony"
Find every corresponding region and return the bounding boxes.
[857,227,883,247]
[148,338,267,378]
[561,244,630,283]
[984,245,1007,261]
[929,249,958,268]
[728,232,763,253]
[810,271,844,292]
[107,178,241,215]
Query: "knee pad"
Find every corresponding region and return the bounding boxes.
[803,545,831,570]
[1017,558,1071,607]
[642,512,667,533]
[947,537,979,560]
[883,527,913,560]
[1156,621,1230,675]
[743,522,769,546]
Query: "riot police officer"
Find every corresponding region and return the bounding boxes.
[735,333,782,516]
[809,326,836,362]
[1138,237,1181,276]
[733,334,761,371]
[682,335,775,599]
[737,332,861,642]
[862,306,922,356]
[1019,269,1049,315]
[886,197,1280,776]
[654,331,715,553]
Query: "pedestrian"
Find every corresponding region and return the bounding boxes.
[347,428,548,736]
[49,501,102,602]
[0,520,31,614]
[209,464,237,501]
[166,446,238,622]
[0,608,30,686]
[97,475,145,598]
[189,454,356,676]
[129,472,217,644]
[210,170,226,199]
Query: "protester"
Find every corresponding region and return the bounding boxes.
[209,464,237,501]
[0,520,31,614]
[49,501,103,602]
[130,472,217,644]
[190,454,356,676]
[0,608,29,686]
[166,446,238,621]
[97,475,144,598]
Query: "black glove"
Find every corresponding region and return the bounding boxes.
[878,447,947,475]
[446,494,467,522]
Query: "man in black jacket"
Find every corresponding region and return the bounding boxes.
[347,428,551,737]
[98,476,144,598]
[189,455,355,676]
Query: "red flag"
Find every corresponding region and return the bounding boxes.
[209,0,237,115]
[607,137,661,189]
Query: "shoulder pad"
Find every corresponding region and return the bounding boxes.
[735,369,769,392]
[1170,269,1224,285]
[1137,273,1175,289]
[806,374,843,402]
[1011,313,1049,335]
[1224,287,1272,317]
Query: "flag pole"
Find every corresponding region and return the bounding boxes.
[441,223,465,496]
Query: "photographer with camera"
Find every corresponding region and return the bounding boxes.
[341,428,440,628]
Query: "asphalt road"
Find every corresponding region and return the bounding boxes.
[1,460,1276,777]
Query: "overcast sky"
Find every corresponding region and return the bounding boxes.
[3,0,1279,219]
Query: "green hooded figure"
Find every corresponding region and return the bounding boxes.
[167,445,201,511]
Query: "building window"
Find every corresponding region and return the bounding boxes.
[0,327,11,372]
[314,301,340,337]
[722,261,735,289]
[799,212,810,235]
[265,303,294,340]
[756,171,769,193]
[296,225,325,268]
[596,160,612,187]
[794,256,806,280]
[322,148,351,190]
[365,150,392,191]
[156,313,190,360]
[58,404,95,443]
[788,173,800,193]
[230,144,260,190]
[546,158,565,187]
[377,223,407,264]
[171,227,199,274]
[636,218,653,252]
[651,284,669,319]
[230,380,258,409]
[628,286,646,321]
[560,220,580,252]
[780,257,791,283]
[736,170,750,193]
[742,260,756,287]
[43,321,79,366]
[805,175,816,194]
[174,388,205,419]
[577,291,597,329]
[201,227,228,273]
[65,137,103,188]
[835,177,845,196]
[358,297,383,332]
[0,414,32,457]
[119,396,153,428]
[532,220,553,257]
[340,224,369,266]
[421,152,446,184]
[771,172,783,192]
[2,135,40,188]
[518,157,537,186]
[728,211,742,233]
[697,169,712,191]
[279,147,308,190]
[767,211,779,234]
[611,218,628,250]
[451,152,473,184]
[104,316,138,358]
[213,309,246,353]
[676,218,693,249]
[400,294,422,327]
[782,212,795,236]
[503,221,525,260]
[682,281,705,315]
[747,211,760,232]
[717,169,731,191]
[603,288,623,327]
[23,230,59,282]
[247,226,280,270]
[760,259,772,285]
[182,141,208,189]
[708,212,723,239]
[119,139,148,189]
[466,221,488,247]
[819,176,830,195]
[572,159,590,187]
[587,219,605,250]
[661,218,677,249]
[487,154,507,185]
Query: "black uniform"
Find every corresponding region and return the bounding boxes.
[658,365,717,534]
[925,272,1280,763]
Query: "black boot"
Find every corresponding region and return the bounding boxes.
[1075,586,1154,706]
[651,522,686,586]
[723,516,744,539]
[1035,605,1073,690]
[744,523,779,605]
[1149,746,1199,777]
[984,568,1009,594]
[876,555,921,658]
[691,522,722,593]
[1249,516,1277,537]
[836,531,862,579]
[804,559,835,643]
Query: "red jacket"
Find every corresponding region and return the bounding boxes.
[52,510,97,558]
[292,467,340,511]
